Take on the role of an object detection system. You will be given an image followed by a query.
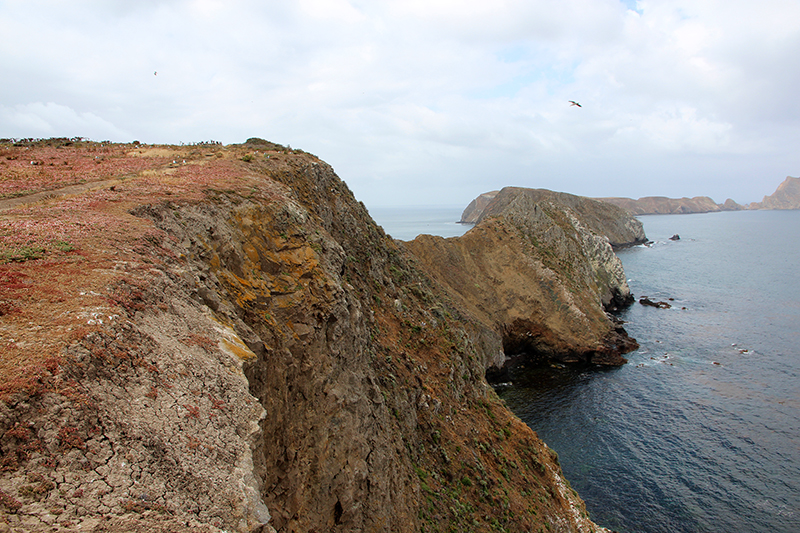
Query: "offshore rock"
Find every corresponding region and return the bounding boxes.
[408,187,642,370]
[721,198,745,211]
[639,297,672,309]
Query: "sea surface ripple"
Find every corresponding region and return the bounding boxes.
[371,206,800,533]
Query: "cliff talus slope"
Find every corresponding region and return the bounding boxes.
[0,140,607,532]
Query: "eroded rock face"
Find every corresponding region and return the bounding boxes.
[0,269,273,532]
[469,188,647,248]
[408,187,642,369]
[459,190,499,224]
[0,142,611,533]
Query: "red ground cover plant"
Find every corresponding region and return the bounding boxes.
[0,488,22,512]
[0,139,309,402]
[0,141,172,198]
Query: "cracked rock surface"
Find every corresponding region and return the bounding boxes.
[0,279,272,532]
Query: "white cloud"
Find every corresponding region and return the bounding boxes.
[0,102,131,141]
[0,0,798,205]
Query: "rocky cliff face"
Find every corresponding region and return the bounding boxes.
[476,188,647,248]
[459,190,499,224]
[0,139,608,533]
[411,187,642,370]
[758,176,800,209]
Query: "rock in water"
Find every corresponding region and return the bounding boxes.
[639,296,672,309]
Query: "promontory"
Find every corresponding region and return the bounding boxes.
[0,138,634,532]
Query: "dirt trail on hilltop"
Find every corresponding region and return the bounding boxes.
[0,178,129,212]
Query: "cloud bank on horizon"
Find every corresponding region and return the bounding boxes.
[1,0,799,206]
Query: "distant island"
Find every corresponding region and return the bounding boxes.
[461,176,800,220]
[599,176,800,215]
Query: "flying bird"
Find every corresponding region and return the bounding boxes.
[569,100,581,107]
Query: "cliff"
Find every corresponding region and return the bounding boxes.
[0,139,608,532]
[411,187,642,370]
[462,187,647,248]
[597,195,731,215]
[599,178,800,213]
[758,176,800,209]
[459,190,499,224]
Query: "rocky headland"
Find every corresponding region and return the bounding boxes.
[757,176,800,210]
[414,187,643,372]
[459,190,499,224]
[594,176,800,215]
[597,195,744,215]
[0,139,614,532]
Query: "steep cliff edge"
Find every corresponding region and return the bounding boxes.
[757,176,800,209]
[459,190,499,224]
[0,140,608,532]
[409,187,642,370]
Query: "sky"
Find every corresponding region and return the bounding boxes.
[1,0,799,207]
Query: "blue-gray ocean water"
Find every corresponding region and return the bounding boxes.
[368,205,471,241]
[369,206,800,533]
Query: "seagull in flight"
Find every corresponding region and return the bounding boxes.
[569,100,582,107]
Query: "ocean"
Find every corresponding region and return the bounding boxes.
[367,205,470,241]
[369,206,800,533]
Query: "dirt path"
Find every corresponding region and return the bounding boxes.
[0,177,130,212]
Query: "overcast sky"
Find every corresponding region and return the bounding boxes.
[2,0,799,207]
